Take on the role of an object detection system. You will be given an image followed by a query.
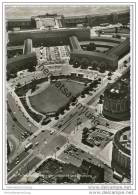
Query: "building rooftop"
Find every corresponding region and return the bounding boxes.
[107,38,130,58]
[71,49,117,61]
[69,36,82,50]
[7,18,31,22]
[63,9,129,19]
[114,127,131,156]
[23,39,32,54]
[7,52,36,64]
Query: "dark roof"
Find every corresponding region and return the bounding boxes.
[7,45,23,51]
[71,49,117,61]
[69,36,82,50]
[81,160,103,171]
[64,10,129,19]
[7,18,31,22]
[7,52,36,65]
[7,52,37,75]
[107,38,130,57]
[114,127,130,155]
[9,27,90,34]
[23,39,32,54]
[90,36,124,44]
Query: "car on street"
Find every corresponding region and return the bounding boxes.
[41,129,45,132]
[58,124,62,128]
[56,146,60,150]
[44,141,47,145]
[15,160,19,165]
[50,129,55,135]
[35,142,39,146]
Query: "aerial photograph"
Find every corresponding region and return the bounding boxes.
[6,4,131,184]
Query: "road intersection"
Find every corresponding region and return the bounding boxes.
[7,55,130,183]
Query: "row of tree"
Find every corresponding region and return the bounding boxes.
[70,57,108,73]
[54,79,100,119]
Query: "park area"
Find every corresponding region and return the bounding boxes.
[29,79,85,114]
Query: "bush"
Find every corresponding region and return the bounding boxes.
[20,97,42,122]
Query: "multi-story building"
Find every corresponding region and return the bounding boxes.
[8,27,91,46]
[6,18,36,31]
[107,38,130,60]
[70,49,118,71]
[111,126,131,180]
[69,36,82,50]
[102,68,130,120]
[7,140,11,156]
[7,52,37,78]
[61,10,130,27]
[23,39,33,54]
[69,36,129,72]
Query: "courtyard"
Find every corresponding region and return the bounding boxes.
[29,79,86,114]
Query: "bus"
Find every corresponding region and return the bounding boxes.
[24,143,33,151]
[113,171,124,182]
[100,23,109,27]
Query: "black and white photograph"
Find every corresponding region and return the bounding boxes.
[1,1,137,194]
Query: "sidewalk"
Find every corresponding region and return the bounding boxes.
[10,88,40,128]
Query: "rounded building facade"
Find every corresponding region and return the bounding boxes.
[103,76,130,121]
[111,127,131,179]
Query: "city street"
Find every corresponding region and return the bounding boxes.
[5,6,131,185]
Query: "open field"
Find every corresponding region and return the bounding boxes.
[29,80,85,114]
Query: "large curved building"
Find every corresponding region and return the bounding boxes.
[111,126,131,179]
[102,69,130,121]
[107,38,130,60]
[70,49,118,71]
[69,35,129,72]
[7,140,11,156]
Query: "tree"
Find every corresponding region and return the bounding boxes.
[80,58,89,69]
[83,127,89,133]
[108,72,112,76]
[98,30,102,37]
[115,34,121,39]
[69,58,73,65]
[92,61,98,70]
[73,63,80,68]
[28,65,36,72]
[98,78,101,82]
[99,99,102,104]
[31,83,37,92]
[99,62,106,73]
[106,122,109,127]
[16,82,21,88]
[87,42,96,51]
[100,95,104,99]
[81,94,85,98]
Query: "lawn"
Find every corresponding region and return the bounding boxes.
[29,80,85,114]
